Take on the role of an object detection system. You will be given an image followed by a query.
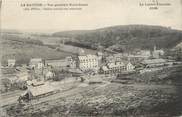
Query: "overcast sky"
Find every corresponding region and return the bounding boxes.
[1,0,182,33]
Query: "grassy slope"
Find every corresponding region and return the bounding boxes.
[1,33,73,65]
[5,66,182,117]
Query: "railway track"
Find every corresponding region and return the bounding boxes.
[0,90,24,98]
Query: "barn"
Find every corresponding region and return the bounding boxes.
[22,84,59,100]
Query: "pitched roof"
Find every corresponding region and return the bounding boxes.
[142,59,166,64]
[8,59,16,62]
[102,66,109,71]
[30,58,42,62]
[27,84,56,97]
[107,61,125,68]
[78,54,98,60]
[45,59,65,63]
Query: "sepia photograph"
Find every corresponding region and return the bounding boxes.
[0,0,182,116]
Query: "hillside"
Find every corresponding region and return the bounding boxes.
[1,25,182,65]
[53,25,182,51]
[1,33,74,66]
[4,66,182,117]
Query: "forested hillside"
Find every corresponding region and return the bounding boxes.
[53,25,182,51]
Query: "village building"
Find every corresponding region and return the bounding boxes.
[16,71,29,81]
[97,52,104,57]
[8,59,16,67]
[152,46,164,58]
[126,62,135,71]
[141,58,167,68]
[45,59,68,68]
[78,54,99,71]
[21,84,57,100]
[118,51,151,63]
[106,53,136,63]
[101,61,135,74]
[42,67,55,80]
[105,54,124,63]
[45,71,55,80]
[66,56,77,68]
[26,80,44,86]
[105,55,115,63]
[101,66,110,74]
[96,52,104,67]
[106,61,125,74]
[29,58,44,80]
[29,58,44,69]
[135,50,151,58]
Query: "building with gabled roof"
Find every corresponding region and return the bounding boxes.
[152,46,165,58]
[141,58,167,68]
[29,58,44,69]
[22,84,58,100]
[101,61,135,74]
[126,62,135,71]
[45,59,68,68]
[66,56,77,68]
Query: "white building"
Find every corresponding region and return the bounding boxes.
[101,61,135,74]
[141,58,167,68]
[8,59,16,67]
[29,58,44,69]
[66,56,77,68]
[126,62,135,71]
[45,71,55,80]
[135,50,151,58]
[45,59,68,68]
[17,71,29,81]
[78,54,99,71]
[96,52,104,66]
[152,46,164,58]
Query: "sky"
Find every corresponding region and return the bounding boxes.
[1,0,182,33]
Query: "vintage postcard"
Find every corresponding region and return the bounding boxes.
[1,0,182,116]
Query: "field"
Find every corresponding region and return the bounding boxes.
[1,82,178,117]
[1,32,99,66]
[29,34,69,45]
[1,33,74,65]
